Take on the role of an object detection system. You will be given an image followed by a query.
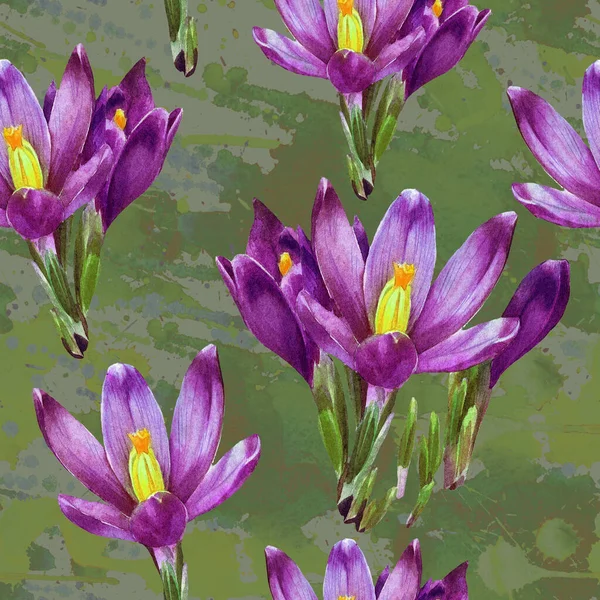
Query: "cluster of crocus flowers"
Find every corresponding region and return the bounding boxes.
[0,44,181,358]
[218,178,570,528]
[508,60,600,228]
[253,0,489,199]
[34,344,261,595]
[266,538,468,600]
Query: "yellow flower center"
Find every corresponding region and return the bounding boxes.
[432,0,443,18]
[3,125,44,190]
[339,597,355,600]
[128,428,165,502]
[337,0,364,53]
[113,108,127,131]
[278,251,293,276]
[374,262,415,335]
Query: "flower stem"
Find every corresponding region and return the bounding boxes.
[154,544,188,600]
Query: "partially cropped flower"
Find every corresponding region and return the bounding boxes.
[34,345,261,551]
[489,259,570,388]
[253,0,428,94]
[80,58,182,231]
[508,61,600,228]
[217,198,331,386]
[298,178,519,390]
[0,45,113,240]
[399,0,490,97]
[266,538,468,600]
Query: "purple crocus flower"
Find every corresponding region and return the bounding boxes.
[34,344,261,551]
[266,538,468,600]
[0,45,113,240]
[298,178,520,390]
[80,58,183,231]
[252,0,429,94]
[508,61,600,228]
[398,0,491,97]
[217,198,331,386]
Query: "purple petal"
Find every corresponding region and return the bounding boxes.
[0,60,51,181]
[253,28,329,78]
[416,317,519,373]
[0,173,11,210]
[364,189,436,330]
[58,495,134,541]
[6,188,64,239]
[185,434,261,519]
[265,546,318,600]
[507,86,600,203]
[512,182,600,228]
[216,255,237,301]
[324,539,376,600]
[166,107,183,149]
[102,107,170,230]
[373,28,426,83]
[375,566,391,598]
[490,260,570,388]
[43,81,56,123]
[60,144,113,218]
[247,198,285,279]
[583,60,600,169]
[412,212,517,352]
[312,178,370,340]
[33,389,134,515]
[229,254,315,382]
[417,562,468,600]
[378,539,422,600]
[101,364,170,498]
[353,216,369,261]
[405,6,487,97]
[273,0,334,62]
[327,50,377,94]
[367,0,415,58]
[355,332,418,389]
[47,45,95,194]
[0,207,9,227]
[297,290,359,367]
[324,0,377,42]
[169,345,225,503]
[114,58,155,133]
[129,491,188,548]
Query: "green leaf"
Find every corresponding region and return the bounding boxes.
[373,114,397,165]
[398,397,417,469]
[359,485,397,532]
[164,0,184,42]
[445,377,467,447]
[317,408,345,477]
[427,412,441,479]
[418,436,430,489]
[406,480,435,528]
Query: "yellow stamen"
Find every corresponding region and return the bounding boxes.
[432,0,443,18]
[113,108,127,131]
[337,0,364,52]
[128,428,165,502]
[338,597,355,600]
[278,251,293,277]
[374,263,416,335]
[3,125,44,190]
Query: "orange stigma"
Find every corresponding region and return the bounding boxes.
[3,125,23,151]
[278,252,293,277]
[128,428,151,454]
[393,262,416,290]
[432,0,443,18]
[113,108,127,130]
[338,0,354,17]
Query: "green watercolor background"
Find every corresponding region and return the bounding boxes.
[0,0,599,598]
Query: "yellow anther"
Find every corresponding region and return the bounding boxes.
[374,263,416,335]
[128,428,165,502]
[113,108,127,130]
[337,0,364,52]
[433,0,443,18]
[3,125,44,190]
[278,252,293,277]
